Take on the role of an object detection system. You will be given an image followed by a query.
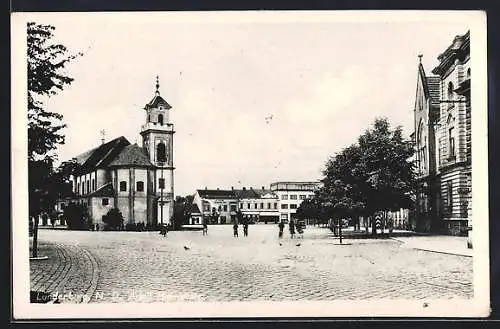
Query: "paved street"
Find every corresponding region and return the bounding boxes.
[30,225,473,303]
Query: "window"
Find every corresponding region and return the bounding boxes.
[230,204,237,212]
[247,203,250,209]
[92,179,95,191]
[281,204,288,209]
[204,204,210,212]
[240,203,243,209]
[86,181,90,194]
[299,195,306,200]
[102,198,109,206]
[223,205,228,212]
[120,181,127,191]
[281,214,288,221]
[77,182,80,195]
[60,203,65,209]
[254,203,258,209]
[159,178,165,189]
[136,181,144,192]
[274,203,278,209]
[157,142,166,163]
[290,195,297,200]
[158,114,164,125]
[447,82,454,100]
[467,68,471,79]
[281,195,288,200]
[267,203,271,209]
[148,114,150,122]
[290,204,297,209]
[448,127,455,158]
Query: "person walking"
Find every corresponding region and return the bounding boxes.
[289,219,295,239]
[243,217,249,237]
[233,221,239,237]
[278,220,284,239]
[202,217,208,236]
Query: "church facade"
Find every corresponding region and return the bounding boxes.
[65,78,175,229]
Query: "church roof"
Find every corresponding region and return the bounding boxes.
[87,183,114,197]
[144,94,172,111]
[108,144,154,168]
[418,62,440,108]
[75,136,131,175]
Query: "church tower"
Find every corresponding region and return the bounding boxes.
[140,76,175,225]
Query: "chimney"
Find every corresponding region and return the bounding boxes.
[205,186,207,190]
[243,187,246,191]
[262,186,265,191]
[217,188,219,190]
[231,186,234,190]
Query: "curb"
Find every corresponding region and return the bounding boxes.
[391,237,472,257]
[413,247,473,258]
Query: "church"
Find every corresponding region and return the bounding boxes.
[63,78,175,229]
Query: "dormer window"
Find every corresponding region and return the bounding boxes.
[158,114,164,126]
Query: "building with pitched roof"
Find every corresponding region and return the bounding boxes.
[412,31,471,236]
[413,54,441,232]
[64,77,175,229]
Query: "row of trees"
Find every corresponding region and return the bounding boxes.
[296,118,416,235]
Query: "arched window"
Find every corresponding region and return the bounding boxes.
[158,114,164,126]
[447,82,454,101]
[157,142,166,162]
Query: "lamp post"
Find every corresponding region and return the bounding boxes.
[160,166,164,225]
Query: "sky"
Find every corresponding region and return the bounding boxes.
[19,12,472,196]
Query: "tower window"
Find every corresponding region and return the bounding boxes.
[159,178,165,189]
[136,181,144,192]
[148,114,150,122]
[158,114,164,126]
[120,181,127,192]
[102,198,109,206]
[157,142,166,163]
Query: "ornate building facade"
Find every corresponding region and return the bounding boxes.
[413,31,471,236]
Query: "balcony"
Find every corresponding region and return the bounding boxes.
[141,122,174,132]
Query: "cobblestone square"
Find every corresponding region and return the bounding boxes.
[29,225,473,303]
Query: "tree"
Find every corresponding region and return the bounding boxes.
[320,117,416,236]
[102,208,124,230]
[296,198,321,226]
[172,195,194,230]
[63,202,89,230]
[27,22,82,257]
[357,118,416,234]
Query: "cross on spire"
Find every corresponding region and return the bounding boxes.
[100,129,106,144]
[155,75,160,96]
[418,54,423,63]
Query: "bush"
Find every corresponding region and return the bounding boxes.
[102,208,124,231]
